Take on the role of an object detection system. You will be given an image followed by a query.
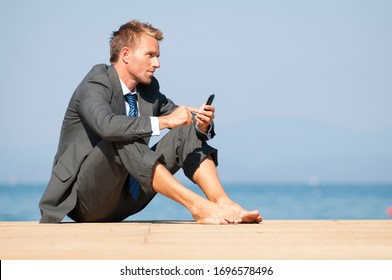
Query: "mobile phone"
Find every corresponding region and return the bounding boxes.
[206,94,215,106]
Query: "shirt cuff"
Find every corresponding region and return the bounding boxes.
[150,117,160,136]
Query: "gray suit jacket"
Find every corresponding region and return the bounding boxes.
[39,64,212,223]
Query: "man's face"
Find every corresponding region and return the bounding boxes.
[127,35,160,85]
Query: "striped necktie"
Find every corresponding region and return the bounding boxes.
[124,93,141,201]
[124,93,138,117]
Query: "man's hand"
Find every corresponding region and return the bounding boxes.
[158,105,199,130]
[194,104,215,133]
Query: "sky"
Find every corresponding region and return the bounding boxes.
[0,0,391,185]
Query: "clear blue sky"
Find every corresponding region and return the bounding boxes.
[1,0,391,185]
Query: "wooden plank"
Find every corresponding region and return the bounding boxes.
[0,220,391,259]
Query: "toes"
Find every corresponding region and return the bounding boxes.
[240,210,263,223]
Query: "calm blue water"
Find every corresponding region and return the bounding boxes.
[1,182,392,221]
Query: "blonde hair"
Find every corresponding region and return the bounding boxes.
[110,20,163,63]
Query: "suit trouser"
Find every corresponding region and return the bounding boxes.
[68,125,217,222]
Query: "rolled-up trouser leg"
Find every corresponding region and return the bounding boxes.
[152,125,218,181]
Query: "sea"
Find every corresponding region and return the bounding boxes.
[1,182,392,221]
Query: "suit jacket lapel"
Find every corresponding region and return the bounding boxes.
[108,65,126,115]
[136,88,153,117]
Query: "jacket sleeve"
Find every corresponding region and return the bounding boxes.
[75,75,153,142]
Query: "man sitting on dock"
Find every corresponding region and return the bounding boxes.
[39,20,262,224]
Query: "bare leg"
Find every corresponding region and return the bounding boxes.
[151,163,244,224]
[192,156,262,223]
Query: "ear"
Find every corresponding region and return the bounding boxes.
[121,47,131,64]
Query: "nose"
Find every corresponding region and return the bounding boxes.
[152,57,160,68]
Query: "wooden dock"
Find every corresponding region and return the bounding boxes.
[0,220,391,259]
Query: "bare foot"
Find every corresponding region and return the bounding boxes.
[192,200,244,224]
[216,197,263,223]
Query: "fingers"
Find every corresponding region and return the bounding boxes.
[203,104,215,112]
[186,106,200,114]
[195,108,215,125]
[174,105,215,130]
[164,104,215,130]
[191,105,214,118]
[173,105,195,126]
[187,105,215,114]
